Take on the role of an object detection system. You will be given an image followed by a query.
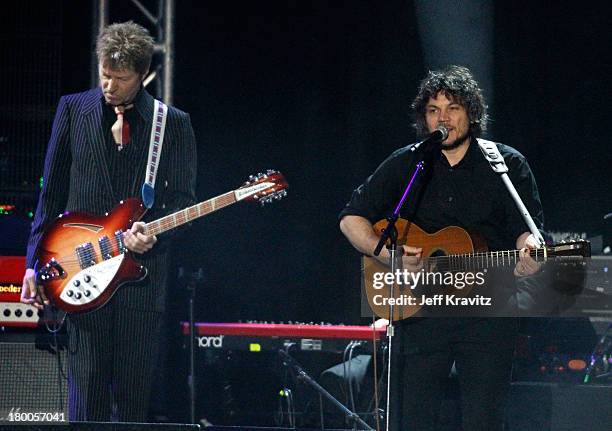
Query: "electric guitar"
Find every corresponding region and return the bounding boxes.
[35,170,288,313]
[362,218,591,321]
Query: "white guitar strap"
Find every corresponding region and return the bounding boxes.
[141,99,168,209]
[477,138,544,247]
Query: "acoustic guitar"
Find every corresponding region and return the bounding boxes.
[362,218,590,321]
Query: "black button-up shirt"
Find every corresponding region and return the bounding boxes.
[340,138,544,251]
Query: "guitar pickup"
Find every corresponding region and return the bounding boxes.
[98,235,113,260]
[115,230,127,254]
[76,242,97,269]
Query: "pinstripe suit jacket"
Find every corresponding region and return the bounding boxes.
[26,87,197,312]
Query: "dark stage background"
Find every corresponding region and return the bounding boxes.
[3,0,609,322]
[1,0,611,424]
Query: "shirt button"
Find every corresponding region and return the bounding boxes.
[448,168,453,172]
[448,196,453,202]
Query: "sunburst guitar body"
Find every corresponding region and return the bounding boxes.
[35,171,288,313]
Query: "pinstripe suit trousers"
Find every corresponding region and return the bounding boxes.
[66,302,163,421]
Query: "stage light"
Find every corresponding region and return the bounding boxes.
[0,205,16,215]
[568,359,587,371]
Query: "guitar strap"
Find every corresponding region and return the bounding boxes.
[141,99,168,209]
[476,138,544,246]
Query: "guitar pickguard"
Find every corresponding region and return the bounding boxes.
[59,254,125,306]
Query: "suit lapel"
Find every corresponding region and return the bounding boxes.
[83,89,115,202]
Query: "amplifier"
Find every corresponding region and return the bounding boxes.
[0,332,68,417]
[0,256,40,327]
[506,382,612,430]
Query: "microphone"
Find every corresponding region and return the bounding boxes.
[410,125,448,152]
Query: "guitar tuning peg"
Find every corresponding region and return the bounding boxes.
[249,175,257,182]
[266,169,276,175]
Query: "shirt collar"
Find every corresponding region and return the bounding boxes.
[436,135,479,169]
[100,86,151,121]
[131,86,153,119]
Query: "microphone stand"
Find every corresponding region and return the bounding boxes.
[373,147,434,431]
[179,267,204,425]
[278,349,373,430]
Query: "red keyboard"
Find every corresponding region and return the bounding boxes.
[181,322,385,353]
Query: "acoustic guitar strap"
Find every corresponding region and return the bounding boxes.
[476,138,544,246]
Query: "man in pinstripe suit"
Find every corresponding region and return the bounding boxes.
[20,21,197,422]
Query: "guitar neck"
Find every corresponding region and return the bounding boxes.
[426,248,546,272]
[145,191,237,236]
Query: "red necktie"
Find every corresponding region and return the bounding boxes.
[111,104,133,150]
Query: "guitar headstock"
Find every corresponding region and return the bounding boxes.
[547,240,591,258]
[235,170,289,206]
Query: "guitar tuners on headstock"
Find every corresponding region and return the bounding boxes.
[256,169,277,179]
[258,189,288,206]
[238,170,288,204]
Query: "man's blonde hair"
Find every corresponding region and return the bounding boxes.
[96,21,154,75]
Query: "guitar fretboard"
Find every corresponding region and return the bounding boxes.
[145,191,237,236]
[425,248,546,272]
